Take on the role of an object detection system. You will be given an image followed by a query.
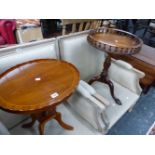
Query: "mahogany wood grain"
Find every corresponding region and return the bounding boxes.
[0,59,80,134]
[87,28,142,55]
[0,59,79,113]
[91,33,138,48]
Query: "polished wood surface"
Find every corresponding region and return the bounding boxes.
[0,59,79,113]
[91,33,137,48]
[0,59,80,134]
[110,44,155,87]
[87,28,143,55]
[134,44,155,66]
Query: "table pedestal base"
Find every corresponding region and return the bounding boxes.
[22,107,73,135]
[88,55,122,105]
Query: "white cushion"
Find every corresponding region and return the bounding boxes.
[68,93,106,131]
[109,59,144,95]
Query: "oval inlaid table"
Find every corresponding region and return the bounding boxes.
[0,59,80,134]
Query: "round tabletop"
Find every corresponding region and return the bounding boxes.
[87,27,143,55]
[0,59,79,113]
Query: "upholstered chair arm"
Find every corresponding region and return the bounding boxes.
[75,83,109,132]
[76,83,106,111]
[132,68,145,78]
[109,59,145,95]
[79,80,110,106]
[112,59,133,69]
[113,59,145,78]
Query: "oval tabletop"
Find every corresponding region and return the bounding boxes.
[0,59,80,113]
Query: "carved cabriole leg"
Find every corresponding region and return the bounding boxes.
[38,109,73,135]
[54,112,74,130]
[37,109,56,135]
[99,79,122,105]
[88,75,101,84]
[89,55,122,105]
[38,112,57,135]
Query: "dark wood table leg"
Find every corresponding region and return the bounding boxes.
[23,107,73,135]
[38,108,73,135]
[89,55,122,105]
[54,112,73,130]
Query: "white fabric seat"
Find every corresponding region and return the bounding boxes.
[92,81,139,129]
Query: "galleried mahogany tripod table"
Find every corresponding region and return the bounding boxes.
[0,59,79,134]
[87,28,143,105]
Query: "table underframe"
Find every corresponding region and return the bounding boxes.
[22,106,73,135]
[88,55,122,105]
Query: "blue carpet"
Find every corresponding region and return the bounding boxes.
[108,86,155,135]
